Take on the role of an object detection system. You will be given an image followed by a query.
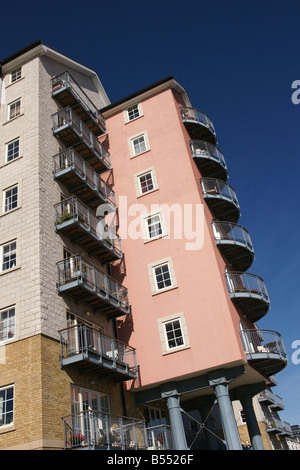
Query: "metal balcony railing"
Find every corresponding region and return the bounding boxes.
[57,255,129,315]
[51,72,106,133]
[180,107,216,136]
[240,329,287,362]
[54,197,122,259]
[264,417,285,433]
[212,221,253,250]
[59,324,138,379]
[53,148,116,209]
[200,178,239,206]
[62,410,173,450]
[52,107,111,170]
[258,389,276,405]
[225,272,269,301]
[189,140,227,172]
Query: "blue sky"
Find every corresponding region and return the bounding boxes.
[1,0,300,427]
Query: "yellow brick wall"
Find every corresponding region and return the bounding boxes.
[0,334,140,450]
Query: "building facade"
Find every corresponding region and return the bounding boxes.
[0,41,288,450]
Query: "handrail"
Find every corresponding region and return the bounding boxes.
[51,71,106,131]
[200,177,239,207]
[212,221,253,251]
[56,255,129,309]
[53,148,116,208]
[54,196,122,256]
[51,107,111,168]
[59,324,137,375]
[189,140,227,170]
[225,271,269,300]
[240,328,287,360]
[180,107,216,135]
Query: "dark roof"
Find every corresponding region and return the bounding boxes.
[101,75,175,112]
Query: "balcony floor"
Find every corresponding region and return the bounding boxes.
[230,293,270,322]
[216,240,254,271]
[183,120,217,144]
[203,194,240,223]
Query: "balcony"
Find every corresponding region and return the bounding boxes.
[240,328,288,377]
[189,140,228,181]
[59,324,138,381]
[265,417,285,434]
[53,149,116,211]
[212,221,254,271]
[258,389,277,406]
[57,255,130,318]
[62,410,173,450]
[180,107,216,144]
[270,394,285,411]
[52,108,110,172]
[225,272,270,322]
[54,197,122,263]
[200,178,240,223]
[280,421,293,437]
[51,72,106,135]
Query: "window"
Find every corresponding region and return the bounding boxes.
[10,67,22,83]
[8,99,21,120]
[157,312,190,355]
[0,307,15,341]
[164,319,184,349]
[0,385,14,427]
[6,138,20,162]
[148,257,177,295]
[147,214,162,239]
[2,241,17,272]
[134,167,158,198]
[129,131,150,158]
[124,103,143,123]
[4,186,18,213]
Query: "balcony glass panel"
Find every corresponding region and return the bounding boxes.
[51,72,106,133]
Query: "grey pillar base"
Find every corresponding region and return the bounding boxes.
[208,370,242,450]
[161,383,188,450]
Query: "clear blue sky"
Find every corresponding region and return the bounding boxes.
[1,1,300,427]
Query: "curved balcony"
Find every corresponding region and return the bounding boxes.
[57,255,130,318]
[180,107,216,144]
[53,148,116,211]
[225,272,270,322]
[200,178,240,223]
[212,221,254,271]
[240,329,287,377]
[52,107,110,173]
[51,72,106,135]
[59,324,138,382]
[54,197,122,263]
[189,140,228,181]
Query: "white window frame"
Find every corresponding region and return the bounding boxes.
[157,312,190,355]
[123,102,143,123]
[8,99,21,121]
[128,130,150,158]
[3,185,18,213]
[134,166,158,198]
[0,306,15,342]
[148,257,177,295]
[0,385,14,428]
[1,240,17,273]
[10,67,22,84]
[6,138,20,163]
[142,209,167,243]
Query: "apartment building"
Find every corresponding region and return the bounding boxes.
[0,41,288,450]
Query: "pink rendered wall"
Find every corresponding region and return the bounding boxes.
[106,87,247,389]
